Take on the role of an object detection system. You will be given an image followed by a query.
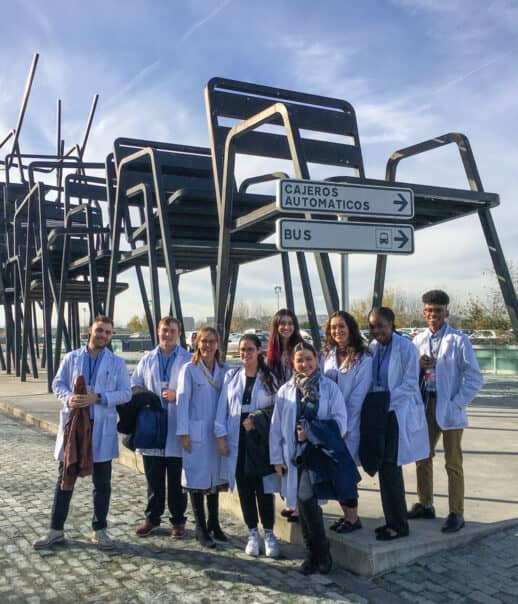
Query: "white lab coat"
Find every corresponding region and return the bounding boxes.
[370,334,429,466]
[413,324,483,430]
[214,367,280,493]
[176,361,228,490]
[320,349,373,464]
[269,376,347,509]
[52,347,131,463]
[131,345,192,457]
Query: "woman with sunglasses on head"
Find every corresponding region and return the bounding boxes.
[266,308,303,520]
[176,327,229,548]
[320,311,372,534]
[270,341,359,575]
[215,334,280,558]
[367,307,429,541]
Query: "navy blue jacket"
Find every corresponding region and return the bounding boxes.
[296,418,361,501]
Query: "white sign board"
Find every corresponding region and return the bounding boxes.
[276,178,414,219]
[276,219,414,254]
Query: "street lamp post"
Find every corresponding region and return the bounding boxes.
[274,285,282,311]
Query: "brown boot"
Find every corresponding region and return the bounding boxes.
[136,521,159,537]
[171,524,185,539]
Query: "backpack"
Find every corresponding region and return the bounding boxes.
[134,405,168,449]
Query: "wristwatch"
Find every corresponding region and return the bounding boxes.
[95,393,101,404]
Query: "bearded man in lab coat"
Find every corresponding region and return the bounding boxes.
[408,290,483,533]
[33,315,131,551]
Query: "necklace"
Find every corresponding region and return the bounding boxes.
[198,359,219,389]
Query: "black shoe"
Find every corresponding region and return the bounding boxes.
[298,554,318,575]
[195,527,216,548]
[329,517,346,532]
[208,523,228,542]
[375,527,409,541]
[441,513,465,533]
[336,518,362,534]
[318,549,333,574]
[375,524,388,535]
[407,503,436,519]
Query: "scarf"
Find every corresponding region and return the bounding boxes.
[293,369,321,421]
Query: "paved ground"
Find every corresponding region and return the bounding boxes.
[2,409,518,603]
[1,369,518,600]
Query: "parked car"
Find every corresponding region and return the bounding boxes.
[184,330,198,351]
[226,332,268,357]
[469,330,498,345]
[299,328,324,346]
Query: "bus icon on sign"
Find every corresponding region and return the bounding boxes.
[376,229,392,248]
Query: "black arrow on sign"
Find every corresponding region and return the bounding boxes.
[393,193,408,212]
[394,229,409,249]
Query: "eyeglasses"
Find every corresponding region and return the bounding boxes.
[279,320,294,327]
[423,307,447,315]
[200,338,218,345]
[239,347,257,353]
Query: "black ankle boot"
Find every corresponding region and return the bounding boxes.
[207,493,227,542]
[298,550,318,575]
[318,541,333,575]
[190,493,215,549]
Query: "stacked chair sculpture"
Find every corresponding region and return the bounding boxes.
[1,58,516,391]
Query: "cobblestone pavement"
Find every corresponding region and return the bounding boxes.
[2,412,518,604]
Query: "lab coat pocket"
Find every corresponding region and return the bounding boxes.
[190,419,206,442]
[103,412,118,436]
[407,401,426,432]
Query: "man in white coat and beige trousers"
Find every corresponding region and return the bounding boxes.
[409,290,483,533]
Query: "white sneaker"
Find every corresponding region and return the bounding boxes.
[245,528,260,557]
[264,530,280,558]
[33,529,65,550]
[91,529,114,550]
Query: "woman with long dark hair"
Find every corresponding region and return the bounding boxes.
[176,327,228,548]
[215,334,280,558]
[270,341,359,575]
[368,307,429,541]
[267,309,303,520]
[267,309,303,385]
[321,310,372,533]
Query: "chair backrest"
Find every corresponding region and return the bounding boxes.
[113,137,215,196]
[205,77,366,197]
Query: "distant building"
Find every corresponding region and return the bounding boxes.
[182,316,195,330]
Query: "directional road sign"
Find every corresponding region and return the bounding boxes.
[276,219,415,254]
[276,178,414,219]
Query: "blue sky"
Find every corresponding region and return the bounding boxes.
[1,0,517,324]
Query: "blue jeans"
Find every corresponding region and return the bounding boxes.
[50,461,112,531]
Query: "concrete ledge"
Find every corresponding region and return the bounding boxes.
[219,491,518,576]
[0,402,58,436]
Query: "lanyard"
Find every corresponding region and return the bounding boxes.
[428,331,444,361]
[88,351,102,385]
[375,342,390,385]
[159,349,176,382]
[198,360,219,389]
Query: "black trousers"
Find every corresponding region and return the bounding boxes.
[297,466,329,559]
[235,435,274,531]
[143,455,187,526]
[50,461,111,531]
[378,411,409,534]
